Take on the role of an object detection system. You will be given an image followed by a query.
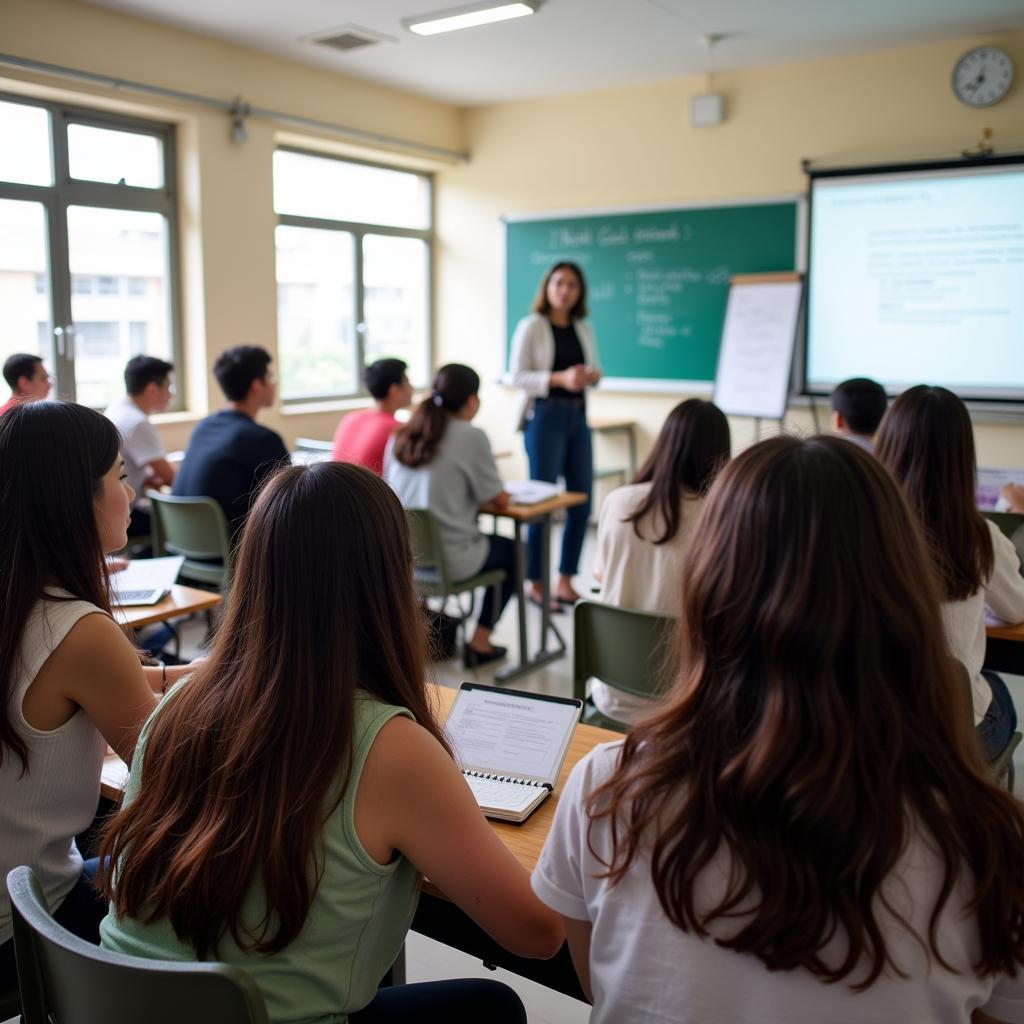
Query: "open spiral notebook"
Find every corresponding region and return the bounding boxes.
[444,683,583,823]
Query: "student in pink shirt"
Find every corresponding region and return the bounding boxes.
[332,359,414,475]
[0,353,51,416]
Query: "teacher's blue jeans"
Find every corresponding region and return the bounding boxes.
[523,398,593,580]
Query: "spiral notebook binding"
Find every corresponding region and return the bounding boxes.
[463,769,551,790]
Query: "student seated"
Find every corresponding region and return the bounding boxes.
[332,357,413,475]
[0,352,51,415]
[99,462,562,1023]
[386,364,516,669]
[0,402,190,991]
[104,355,176,539]
[173,345,288,542]
[592,398,730,724]
[876,385,1024,763]
[830,376,887,451]
[533,435,1024,1023]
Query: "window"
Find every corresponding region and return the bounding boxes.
[0,94,181,409]
[273,149,432,402]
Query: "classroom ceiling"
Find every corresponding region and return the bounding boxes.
[81,0,1024,105]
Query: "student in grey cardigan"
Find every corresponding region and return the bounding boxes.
[509,262,601,611]
[386,364,515,669]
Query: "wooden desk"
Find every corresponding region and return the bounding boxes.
[97,682,618,998]
[481,492,588,683]
[589,416,637,483]
[113,585,221,630]
[985,620,1024,676]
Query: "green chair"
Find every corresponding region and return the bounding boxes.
[955,659,1020,791]
[6,866,268,1024]
[405,509,505,654]
[293,437,333,453]
[148,492,232,589]
[573,600,676,732]
[981,510,1024,566]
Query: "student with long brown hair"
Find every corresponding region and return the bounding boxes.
[100,462,561,1022]
[533,436,1024,1022]
[387,363,516,668]
[591,399,730,723]
[876,385,1024,763]
[0,401,186,991]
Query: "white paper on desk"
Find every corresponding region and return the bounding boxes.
[504,480,562,505]
[445,687,579,784]
[111,556,184,601]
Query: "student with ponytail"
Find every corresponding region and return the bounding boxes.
[534,436,1024,1023]
[387,364,517,668]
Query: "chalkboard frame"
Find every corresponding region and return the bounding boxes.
[502,194,807,394]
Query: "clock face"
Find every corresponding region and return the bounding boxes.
[953,46,1014,107]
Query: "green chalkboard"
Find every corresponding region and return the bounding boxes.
[505,200,799,387]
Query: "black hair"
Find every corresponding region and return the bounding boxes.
[831,378,888,436]
[364,358,408,400]
[213,346,273,402]
[3,353,43,392]
[392,364,480,469]
[0,402,120,772]
[124,355,174,396]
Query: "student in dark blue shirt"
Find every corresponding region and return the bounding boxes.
[173,346,288,540]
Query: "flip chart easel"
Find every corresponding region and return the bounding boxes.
[712,272,803,437]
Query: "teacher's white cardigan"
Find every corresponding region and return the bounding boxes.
[508,313,600,431]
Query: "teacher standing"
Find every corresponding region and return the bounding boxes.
[509,261,601,608]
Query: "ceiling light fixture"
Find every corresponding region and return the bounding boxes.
[403,1,539,37]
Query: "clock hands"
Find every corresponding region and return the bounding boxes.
[963,71,985,93]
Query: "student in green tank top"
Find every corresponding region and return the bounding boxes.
[98,462,563,1023]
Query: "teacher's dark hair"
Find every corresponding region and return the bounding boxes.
[99,462,450,959]
[392,363,480,469]
[531,262,588,321]
[589,436,1024,988]
[0,401,119,772]
[626,399,731,544]
[875,385,992,602]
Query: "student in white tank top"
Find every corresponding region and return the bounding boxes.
[535,437,1024,1024]
[592,399,730,724]
[0,402,191,991]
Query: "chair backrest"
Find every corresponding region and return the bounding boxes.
[405,509,451,591]
[981,510,1024,563]
[148,492,232,562]
[573,600,676,703]
[7,866,269,1024]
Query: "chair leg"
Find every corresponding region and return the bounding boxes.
[1008,759,1016,794]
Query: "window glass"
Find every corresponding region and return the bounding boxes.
[275,225,357,399]
[273,150,430,230]
[67,124,164,188]
[67,205,171,409]
[362,234,429,388]
[0,199,51,369]
[0,100,51,186]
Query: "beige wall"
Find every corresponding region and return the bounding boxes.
[2,2,1022,470]
[0,0,464,450]
[437,31,1024,476]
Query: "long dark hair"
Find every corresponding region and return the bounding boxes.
[875,385,993,602]
[625,399,730,544]
[99,463,450,959]
[590,436,1024,986]
[391,363,479,469]
[530,261,588,320]
[0,401,119,773]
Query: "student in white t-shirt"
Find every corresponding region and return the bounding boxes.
[104,356,176,539]
[876,385,1024,764]
[533,436,1024,1024]
[592,399,730,723]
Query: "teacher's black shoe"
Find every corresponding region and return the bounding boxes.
[463,643,508,669]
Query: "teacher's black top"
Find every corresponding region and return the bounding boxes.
[547,322,586,402]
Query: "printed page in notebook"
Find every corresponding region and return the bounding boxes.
[445,687,580,785]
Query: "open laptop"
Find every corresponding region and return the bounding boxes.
[110,555,185,607]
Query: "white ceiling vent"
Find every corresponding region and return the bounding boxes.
[304,24,395,53]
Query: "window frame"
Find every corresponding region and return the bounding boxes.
[0,91,183,409]
[274,145,434,405]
